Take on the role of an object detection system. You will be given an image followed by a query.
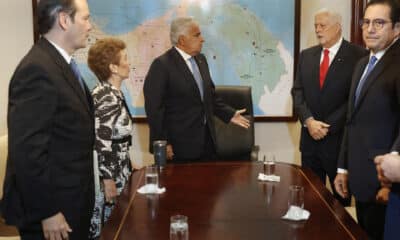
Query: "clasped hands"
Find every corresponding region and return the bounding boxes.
[305,117,330,140]
[373,153,400,203]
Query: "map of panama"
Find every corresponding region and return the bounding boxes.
[75,0,295,117]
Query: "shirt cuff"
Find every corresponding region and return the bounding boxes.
[337,168,348,174]
[390,151,399,155]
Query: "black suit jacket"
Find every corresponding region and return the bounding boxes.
[292,40,367,175]
[144,47,235,159]
[338,39,400,201]
[2,38,95,236]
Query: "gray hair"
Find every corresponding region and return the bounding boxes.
[170,17,198,46]
[315,8,342,26]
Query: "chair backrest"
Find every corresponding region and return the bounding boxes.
[214,86,255,160]
[0,135,8,200]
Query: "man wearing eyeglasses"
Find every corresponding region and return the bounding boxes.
[291,9,366,207]
[334,0,400,239]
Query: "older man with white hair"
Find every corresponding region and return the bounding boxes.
[144,17,250,163]
[291,9,367,206]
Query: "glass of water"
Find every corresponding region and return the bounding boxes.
[263,153,276,176]
[170,215,189,240]
[145,165,159,193]
[288,185,304,218]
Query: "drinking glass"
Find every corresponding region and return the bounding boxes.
[170,215,189,240]
[263,153,276,176]
[145,165,159,192]
[288,185,304,218]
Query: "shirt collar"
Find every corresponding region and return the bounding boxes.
[322,37,343,55]
[46,38,72,64]
[175,46,192,61]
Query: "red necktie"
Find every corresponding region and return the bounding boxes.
[319,49,330,89]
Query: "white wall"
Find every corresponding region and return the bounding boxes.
[0,0,353,168]
[0,0,34,136]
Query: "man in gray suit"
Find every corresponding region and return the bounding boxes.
[144,17,249,163]
[292,9,366,206]
[2,0,94,239]
[334,0,400,239]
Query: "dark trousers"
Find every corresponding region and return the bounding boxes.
[18,223,45,240]
[384,191,400,240]
[301,152,351,206]
[356,200,386,240]
[173,124,216,163]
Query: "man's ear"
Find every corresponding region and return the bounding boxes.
[394,22,400,36]
[177,35,185,47]
[58,12,71,31]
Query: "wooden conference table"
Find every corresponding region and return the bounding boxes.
[101,162,368,240]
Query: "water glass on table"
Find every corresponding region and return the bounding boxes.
[263,153,276,176]
[288,185,304,218]
[145,165,159,192]
[170,215,189,240]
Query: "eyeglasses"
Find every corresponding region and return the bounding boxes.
[360,19,392,30]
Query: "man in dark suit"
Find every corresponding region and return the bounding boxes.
[291,9,367,206]
[334,0,400,239]
[2,0,94,239]
[144,17,250,162]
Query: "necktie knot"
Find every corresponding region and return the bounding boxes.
[323,49,329,56]
[368,55,377,68]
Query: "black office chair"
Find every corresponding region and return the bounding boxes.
[214,85,259,161]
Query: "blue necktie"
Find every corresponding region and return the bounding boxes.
[70,59,86,94]
[355,55,377,105]
[189,57,204,100]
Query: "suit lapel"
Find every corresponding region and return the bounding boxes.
[349,57,368,113]
[353,39,400,112]
[170,48,203,101]
[39,38,92,115]
[311,47,322,92]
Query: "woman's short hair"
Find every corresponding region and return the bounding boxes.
[88,38,126,82]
